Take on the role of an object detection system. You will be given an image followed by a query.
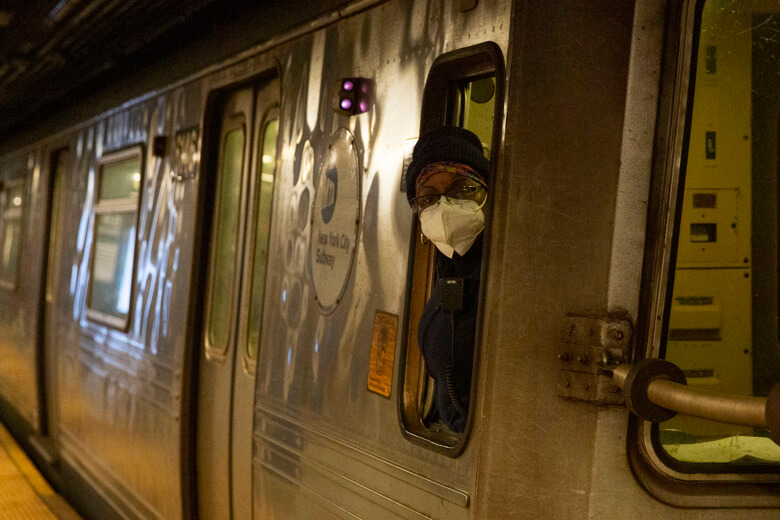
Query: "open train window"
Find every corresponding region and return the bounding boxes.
[398,42,504,456]
[634,0,780,504]
[86,146,143,330]
[0,179,25,290]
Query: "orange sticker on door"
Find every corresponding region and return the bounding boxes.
[367,310,398,397]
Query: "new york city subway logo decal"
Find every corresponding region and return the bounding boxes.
[310,128,360,314]
[321,166,337,223]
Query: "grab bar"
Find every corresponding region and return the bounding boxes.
[609,359,780,445]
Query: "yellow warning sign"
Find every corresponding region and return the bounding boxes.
[367,310,398,397]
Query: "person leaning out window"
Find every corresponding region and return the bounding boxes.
[406,126,489,433]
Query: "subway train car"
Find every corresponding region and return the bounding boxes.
[0,0,779,518]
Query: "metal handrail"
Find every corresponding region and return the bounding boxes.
[611,361,780,444]
[613,364,766,427]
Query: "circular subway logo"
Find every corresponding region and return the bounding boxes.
[309,128,360,313]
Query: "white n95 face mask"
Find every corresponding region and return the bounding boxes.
[419,197,486,258]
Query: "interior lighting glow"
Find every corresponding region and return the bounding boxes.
[0,11,13,28]
[359,101,368,113]
[132,173,141,182]
[343,80,354,91]
[262,154,273,164]
[12,196,21,206]
[340,98,352,110]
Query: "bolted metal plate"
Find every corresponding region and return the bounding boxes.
[558,370,624,405]
[557,315,632,404]
[561,315,631,351]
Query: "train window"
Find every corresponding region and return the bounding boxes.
[399,42,504,456]
[0,181,24,289]
[86,147,142,329]
[647,0,780,475]
[245,116,278,362]
[205,125,245,355]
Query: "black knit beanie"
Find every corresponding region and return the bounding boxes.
[405,126,490,204]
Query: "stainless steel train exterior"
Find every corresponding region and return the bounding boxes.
[0,0,778,519]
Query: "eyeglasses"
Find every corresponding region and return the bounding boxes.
[410,184,486,213]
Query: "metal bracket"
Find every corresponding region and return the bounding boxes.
[557,315,632,405]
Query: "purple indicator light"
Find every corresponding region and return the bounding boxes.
[359,101,368,113]
[340,98,352,110]
[343,80,354,91]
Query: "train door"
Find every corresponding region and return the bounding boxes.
[38,147,69,445]
[196,76,279,520]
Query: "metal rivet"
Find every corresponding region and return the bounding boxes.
[563,380,570,388]
[557,352,570,362]
[587,328,593,336]
[578,355,589,364]
[614,330,623,340]
[584,383,590,391]
[611,385,620,393]
[568,325,575,335]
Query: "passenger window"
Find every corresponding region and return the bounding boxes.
[86,147,142,329]
[399,43,504,455]
[245,116,278,361]
[653,0,780,469]
[206,125,245,356]
[0,181,24,289]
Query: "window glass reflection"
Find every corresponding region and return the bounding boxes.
[208,128,245,351]
[87,212,136,320]
[87,149,142,328]
[659,0,780,465]
[246,119,278,360]
[99,157,142,200]
[0,219,21,286]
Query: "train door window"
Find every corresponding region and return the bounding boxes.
[205,123,245,357]
[0,180,25,289]
[244,114,278,363]
[86,146,142,329]
[399,43,504,455]
[45,150,69,306]
[639,0,780,496]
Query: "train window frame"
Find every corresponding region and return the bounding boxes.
[630,0,780,506]
[0,178,26,290]
[238,103,279,375]
[397,42,504,457]
[85,145,144,331]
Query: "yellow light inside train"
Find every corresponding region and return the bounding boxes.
[262,154,273,164]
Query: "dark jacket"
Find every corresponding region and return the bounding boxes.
[417,236,482,433]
